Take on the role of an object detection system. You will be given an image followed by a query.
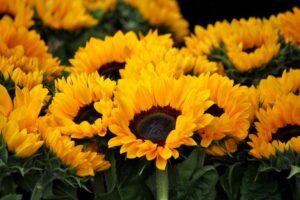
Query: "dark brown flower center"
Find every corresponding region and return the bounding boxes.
[97,61,125,80]
[243,45,259,54]
[73,103,102,124]
[273,125,300,143]
[205,104,224,117]
[129,106,181,145]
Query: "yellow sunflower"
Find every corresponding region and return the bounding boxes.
[0,84,48,157]
[35,0,97,31]
[183,25,225,75]
[39,116,111,176]
[0,0,34,27]
[124,0,189,42]
[108,74,214,170]
[121,45,195,80]
[224,19,280,72]
[82,0,116,11]
[278,7,300,45]
[0,17,61,85]
[69,31,139,79]
[248,94,300,159]
[258,69,300,107]
[48,72,116,139]
[194,73,251,152]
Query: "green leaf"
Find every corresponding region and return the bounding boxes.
[172,166,218,200]
[220,162,245,200]
[0,136,8,164]
[0,194,22,200]
[287,165,300,179]
[240,163,281,200]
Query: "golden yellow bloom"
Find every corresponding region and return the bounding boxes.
[248,94,300,159]
[108,74,213,170]
[224,19,280,72]
[195,73,251,150]
[125,0,189,41]
[82,0,116,11]
[39,116,111,176]
[258,69,300,107]
[278,7,300,45]
[69,31,139,79]
[183,25,225,75]
[205,138,238,156]
[35,0,97,30]
[48,72,116,138]
[0,84,48,157]
[0,17,61,86]
[0,0,34,27]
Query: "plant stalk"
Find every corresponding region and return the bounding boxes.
[156,167,168,200]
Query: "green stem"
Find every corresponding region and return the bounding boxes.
[198,148,206,167]
[156,167,168,200]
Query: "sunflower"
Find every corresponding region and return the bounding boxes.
[224,19,280,72]
[82,0,116,11]
[183,24,226,75]
[258,69,300,107]
[248,94,300,159]
[121,45,195,80]
[69,31,139,79]
[0,17,61,84]
[39,116,111,176]
[0,84,48,157]
[108,74,213,170]
[124,0,189,42]
[0,0,34,27]
[35,0,97,31]
[278,7,300,45]
[195,73,251,152]
[48,72,116,139]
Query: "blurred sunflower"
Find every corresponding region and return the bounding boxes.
[248,94,300,159]
[224,19,280,72]
[69,31,139,80]
[258,69,300,107]
[82,0,116,11]
[35,0,97,31]
[0,17,61,85]
[0,0,34,27]
[278,7,300,45]
[195,73,251,155]
[183,24,226,75]
[39,116,111,176]
[0,84,48,157]
[48,72,116,138]
[124,0,189,42]
[108,74,213,170]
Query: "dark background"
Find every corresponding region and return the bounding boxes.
[177,0,300,30]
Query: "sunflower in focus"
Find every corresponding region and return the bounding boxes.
[278,7,300,45]
[108,74,213,170]
[248,94,300,159]
[0,84,48,157]
[124,0,189,42]
[69,31,139,80]
[195,73,251,155]
[0,17,61,86]
[224,19,280,72]
[258,69,300,107]
[39,116,111,176]
[48,72,116,138]
[0,0,34,27]
[35,0,97,31]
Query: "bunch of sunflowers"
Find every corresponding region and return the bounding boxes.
[1,0,300,199]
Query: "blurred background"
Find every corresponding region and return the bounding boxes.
[178,0,300,30]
